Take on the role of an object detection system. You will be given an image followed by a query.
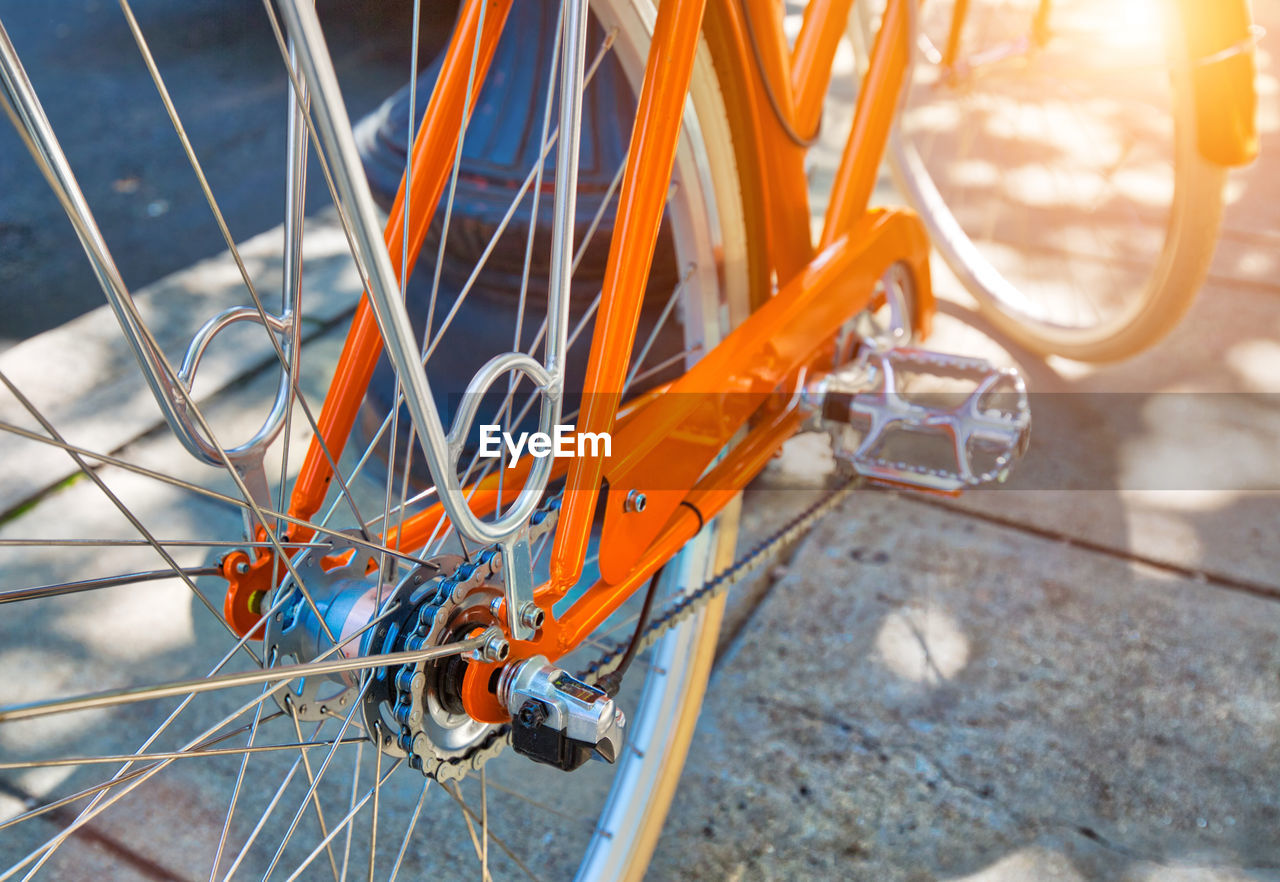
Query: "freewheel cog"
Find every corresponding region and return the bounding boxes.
[362,552,509,782]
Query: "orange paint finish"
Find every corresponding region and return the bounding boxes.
[461,483,704,725]
[379,454,571,556]
[459,209,931,723]
[733,0,814,282]
[220,547,276,639]
[820,0,910,247]
[790,0,856,135]
[943,0,972,69]
[595,209,930,585]
[225,0,513,637]
[288,0,513,535]
[1176,0,1259,166]
[549,0,712,597]
[229,0,941,713]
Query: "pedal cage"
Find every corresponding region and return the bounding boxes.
[814,344,1031,493]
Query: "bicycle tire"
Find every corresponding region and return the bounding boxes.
[854,0,1226,361]
[0,1,754,878]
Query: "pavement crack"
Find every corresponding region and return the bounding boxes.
[748,696,1039,827]
[0,776,192,882]
[880,487,1280,605]
[901,610,950,685]
[1066,822,1143,859]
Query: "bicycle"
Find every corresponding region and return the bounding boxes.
[0,0,1256,879]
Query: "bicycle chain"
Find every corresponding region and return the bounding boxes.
[389,476,857,777]
[578,475,861,686]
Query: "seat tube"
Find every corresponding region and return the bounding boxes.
[549,0,711,595]
[943,0,970,68]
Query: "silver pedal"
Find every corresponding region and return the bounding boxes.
[807,343,1030,493]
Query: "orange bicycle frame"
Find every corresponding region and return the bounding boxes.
[226,0,934,721]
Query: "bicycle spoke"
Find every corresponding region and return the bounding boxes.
[258,0,382,301]
[481,766,491,882]
[0,369,261,665]
[386,780,430,882]
[619,345,705,391]
[622,267,694,391]
[282,757,403,882]
[1,0,745,876]
[119,0,373,540]
[0,628,484,725]
[420,25,618,368]
[377,146,624,528]
[446,781,489,877]
[0,737,364,771]
[384,0,426,568]
[261,679,372,881]
[340,739,363,882]
[359,149,625,535]
[0,566,220,605]
[209,683,277,882]
[0,674,323,882]
[479,777,590,827]
[0,710,285,834]
[443,782,542,882]
[353,31,621,528]
[501,0,570,511]
[421,0,490,361]
[218,751,308,882]
[0,420,425,569]
[288,700,344,882]
[0,539,326,549]
[367,726,383,882]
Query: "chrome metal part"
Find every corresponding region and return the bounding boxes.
[499,527,537,641]
[0,634,486,726]
[0,20,299,481]
[266,533,431,722]
[546,0,592,385]
[386,553,506,780]
[370,495,562,779]
[861,262,915,350]
[0,567,221,605]
[471,626,510,663]
[810,343,1030,492]
[178,306,294,393]
[501,656,626,769]
[276,0,583,555]
[518,601,546,632]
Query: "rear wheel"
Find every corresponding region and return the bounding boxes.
[0,1,749,878]
[855,0,1225,361]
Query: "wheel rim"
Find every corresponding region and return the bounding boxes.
[0,0,747,878]
[856,0,1207,350]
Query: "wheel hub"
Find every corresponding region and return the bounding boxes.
[265,537,508,780]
